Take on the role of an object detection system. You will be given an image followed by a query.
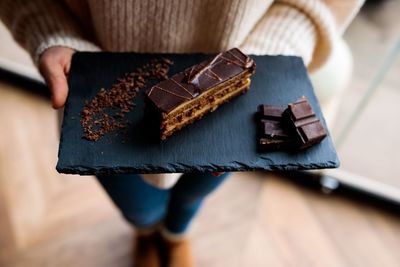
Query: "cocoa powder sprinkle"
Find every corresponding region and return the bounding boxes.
[80,58,173,141]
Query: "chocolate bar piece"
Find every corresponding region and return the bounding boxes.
[257,105,295,151]
[283,97,327,148]
[146,48,256,140]
[258,105,286,120]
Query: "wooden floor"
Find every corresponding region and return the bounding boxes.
[1,2,400,267]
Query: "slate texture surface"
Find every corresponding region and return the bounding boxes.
[56,52,339,175]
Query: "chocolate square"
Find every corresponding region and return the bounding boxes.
[257,105,295,151]
[283,96,327,148]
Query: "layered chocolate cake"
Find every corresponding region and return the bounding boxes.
[146,48,256,140]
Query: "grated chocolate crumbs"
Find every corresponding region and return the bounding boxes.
[80,58,173,141]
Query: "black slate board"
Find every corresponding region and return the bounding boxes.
[56,52,339,175]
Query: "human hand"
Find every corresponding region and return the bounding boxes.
[38,46,76,109]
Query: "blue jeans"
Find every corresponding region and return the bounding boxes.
[96,172,230,234]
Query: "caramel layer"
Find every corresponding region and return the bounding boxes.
[160,78,251,139]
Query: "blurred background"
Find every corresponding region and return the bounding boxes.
[0,0,399,266]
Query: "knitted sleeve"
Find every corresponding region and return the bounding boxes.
[0,0,100,64]
[239,0,339,71]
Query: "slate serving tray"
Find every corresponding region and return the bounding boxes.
[56,52,339,175]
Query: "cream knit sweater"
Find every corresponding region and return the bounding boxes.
[0,0,364,69]
[0,0,363,188]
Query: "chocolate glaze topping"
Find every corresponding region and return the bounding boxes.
[147,48,256,113]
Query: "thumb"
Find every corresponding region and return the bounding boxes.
[41,62,69,109]
[39,47,75,109]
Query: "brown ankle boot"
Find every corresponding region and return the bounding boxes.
[160,235,194,267]
[133,232,161,267]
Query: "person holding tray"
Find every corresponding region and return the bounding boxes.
[0,1,363,266]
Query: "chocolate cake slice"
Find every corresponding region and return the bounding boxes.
[146,48,256,140]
